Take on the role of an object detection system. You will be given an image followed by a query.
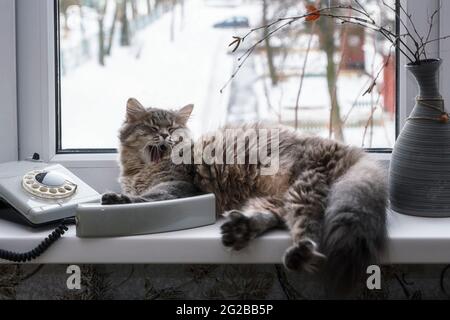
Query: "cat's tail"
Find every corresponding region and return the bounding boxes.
[321,155,387,295]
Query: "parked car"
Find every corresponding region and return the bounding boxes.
[213,16,250,29]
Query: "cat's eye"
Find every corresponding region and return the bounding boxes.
[168,127,177,134]
[149,126,159,132]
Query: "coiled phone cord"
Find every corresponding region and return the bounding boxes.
[0,218,76,263]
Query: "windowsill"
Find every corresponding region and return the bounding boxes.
[1,208,450,264]
[50,153,120,168]
[51,152,392,169]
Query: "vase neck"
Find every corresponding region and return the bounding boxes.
[407,60,442,99]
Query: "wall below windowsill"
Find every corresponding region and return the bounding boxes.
[0,208,449,264]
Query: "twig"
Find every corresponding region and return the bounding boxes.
[382,0,420,60]
[425,5,441,43]
[221,5,390,92]
[399,3,424,58]
[418,35,450,59]
[328,14,416,61]
[222,2,446,92]
[294,21,316,130]
[342,77,373,125]
[221,18,297,93]
[369,32,379,147]
[328,7,352,139]
[226,4,416,84]
[354,0,375,24]
[363,44,395,96]
[423,4,441,58]
[362,93,382,148]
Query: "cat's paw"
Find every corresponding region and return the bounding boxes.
[101,193,132,205]
[221,211,255,251]
[283,239,326,273]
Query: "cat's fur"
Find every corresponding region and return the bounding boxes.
[103,98,388,294]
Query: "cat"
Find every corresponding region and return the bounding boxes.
[102,98,388,293]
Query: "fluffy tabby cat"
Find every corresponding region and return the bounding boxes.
[102,98,387,293]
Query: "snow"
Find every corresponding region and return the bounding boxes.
[60,0,395,150]
[61,0,256,148]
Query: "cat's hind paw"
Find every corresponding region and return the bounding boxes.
[283,239,326,273]
[101,193,132,205]
[221,211,255,251]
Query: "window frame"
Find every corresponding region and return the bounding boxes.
[0,0,17,163]
[15,0,443,191]
[53,0,117,156]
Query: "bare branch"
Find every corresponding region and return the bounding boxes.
[382,0,420,60]
[425,5,441,43]
[221,2,446,92]
[422,4,442,58]
[328,14,416,62]
[354,0,375,24]
[418,34,450,58]
[361,95,381,148]
[220,18,296,93]
[399,3,424,51]
[294,21,316,130]
[363,44,395,96]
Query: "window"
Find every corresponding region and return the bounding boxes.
[15,0,444,190]
[56,0,396,152]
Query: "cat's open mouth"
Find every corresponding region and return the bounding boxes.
[147,144,170,163]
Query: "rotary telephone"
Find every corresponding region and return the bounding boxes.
[0,161,100,226]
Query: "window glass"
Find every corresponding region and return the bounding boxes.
[58,0,396,150]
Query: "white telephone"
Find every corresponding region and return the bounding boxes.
[0,161,100,226]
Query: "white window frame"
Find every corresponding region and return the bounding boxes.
[14,0,444,191]
[0,0,17,163]
[399,0,442,127]
[16,0,120,191]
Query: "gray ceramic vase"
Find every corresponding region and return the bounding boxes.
[389,58,450,217]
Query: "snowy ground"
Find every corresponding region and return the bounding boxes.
[60,0,395,149]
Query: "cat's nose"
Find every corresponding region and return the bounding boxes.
[160,133,169,140]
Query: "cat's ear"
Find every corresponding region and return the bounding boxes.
[126,98,146,121]
[177,104,194,125]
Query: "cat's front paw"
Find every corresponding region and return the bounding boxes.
[283,239,326,273]
[220,211,255,251]
[102,193,132,205]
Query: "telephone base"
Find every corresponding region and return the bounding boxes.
[0,198,66,228]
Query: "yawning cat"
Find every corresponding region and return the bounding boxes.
[102,98,387,293]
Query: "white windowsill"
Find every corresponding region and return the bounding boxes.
[1,208,450,264]
[50,153,120,168]
[51,151,392,169]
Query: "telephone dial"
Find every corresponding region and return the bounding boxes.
[22,170,78,200]
[0,161,216,263]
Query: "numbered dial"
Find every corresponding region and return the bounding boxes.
[22,170,77,200]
